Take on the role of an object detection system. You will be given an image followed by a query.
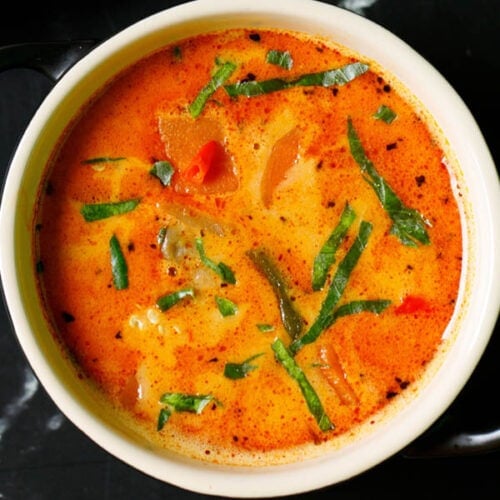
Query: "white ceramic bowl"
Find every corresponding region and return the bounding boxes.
[1,0,499,497]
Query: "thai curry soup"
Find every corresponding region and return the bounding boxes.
[34,28,463,465]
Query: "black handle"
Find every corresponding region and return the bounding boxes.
[0,40,99,82]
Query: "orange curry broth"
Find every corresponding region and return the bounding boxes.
[34,29,462,463]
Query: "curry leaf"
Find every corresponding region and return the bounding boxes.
[109,234,128,290]
[81,198,140,222]
[156,288,194,312]
[195,237,236,284]
[224,353,264,379]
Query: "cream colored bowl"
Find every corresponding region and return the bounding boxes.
[1,0,499,496]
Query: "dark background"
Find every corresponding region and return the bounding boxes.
[1,1,499,498]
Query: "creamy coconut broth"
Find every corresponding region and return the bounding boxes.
[34,28,462,465]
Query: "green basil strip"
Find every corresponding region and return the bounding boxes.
[195,237,236,284]
[150,160,175,186]
[156,287,194,312]
[188,60,237,118]
[247,248,304,340]
[347,118,430,247]
[215,296,238,317]
[224,353,264,380]
[157,407,171,431]
[373,104,397,124]
[272,338,334,432]
[332,299,391,320]
[109,234,128,290]
[159,393,215,420]
[257,323,275,333]
[81,198,140,222]
[81,156,125,164]
[290,221,373,355]
[312,202,356,291]
[224,62,369,97]
[266,49,293,70]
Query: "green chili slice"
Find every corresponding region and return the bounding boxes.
[312,202,356,291]
[224,353,264,380]
[81,198,140,222]
[195,237,236,284]
[156,288,194,312]
[247,248,304,340]
[272,338,333,432]
[150,160,175,186]
[224,62,369,97]
[347,118,430,247]
[290,221,373,355]
[373,104,397,124]
[189,60,237,118]
[109,234,128,290]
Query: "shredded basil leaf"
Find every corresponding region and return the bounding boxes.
[195,237,236,284]
[215,296,238,317]
[266,49,293,70]
[347,118,430,247]
[247,248,304,340]
[224,353,264,379]
[157,407,171,431]
[257,323,275,332]
[224,62,369,97]
[81,156,125,164]
[312,202,356,291]
[150,160,175,186]
[156,287,194,312]
[109,234,128,290]
[272,338,334,432]
[373,104,397,124]
[81,198,140,222]
[188,60,237,118]
[290,221,373,355]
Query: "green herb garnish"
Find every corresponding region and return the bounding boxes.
[272,338,333,432]
[188,60,237,118]
[373,104,397,124]
[150,160,175,186]
[109,234,128,290]
[157,393,215,429]
[290,221,373,355]
[224,62,369,97]
[195,237,236,284]
[81,198,140,222]
[347,118,430,247]
[224,353,264,379]
[81,157,125,164]
[266,49,293,70]
[257,323,275,333]
[156,287,194,312]
[215,296,238,317]
[312,202,356,291]
[247,248,304,340]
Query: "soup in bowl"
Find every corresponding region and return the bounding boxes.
[0,0,499,497]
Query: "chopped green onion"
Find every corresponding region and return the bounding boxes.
[224,353,264,379]
[266,49,293,70]
[156,287,194,312]
[373,104,397,124]
[312,202,356,291]
[150,160,175,186]
[109,234,128,290]
[189,60,237,118]
[290,221,373,355]
[224,62,369,97]
[81,198,140,222]
[272,338,333,432]
[347,118,430,247]
[215,296,238,316]
[247,248,304,340]
[195,237,236,284]
[81,156,125,164]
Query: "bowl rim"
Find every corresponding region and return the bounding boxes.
[1,0,499,497]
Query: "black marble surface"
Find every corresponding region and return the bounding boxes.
[0,1,499,498]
